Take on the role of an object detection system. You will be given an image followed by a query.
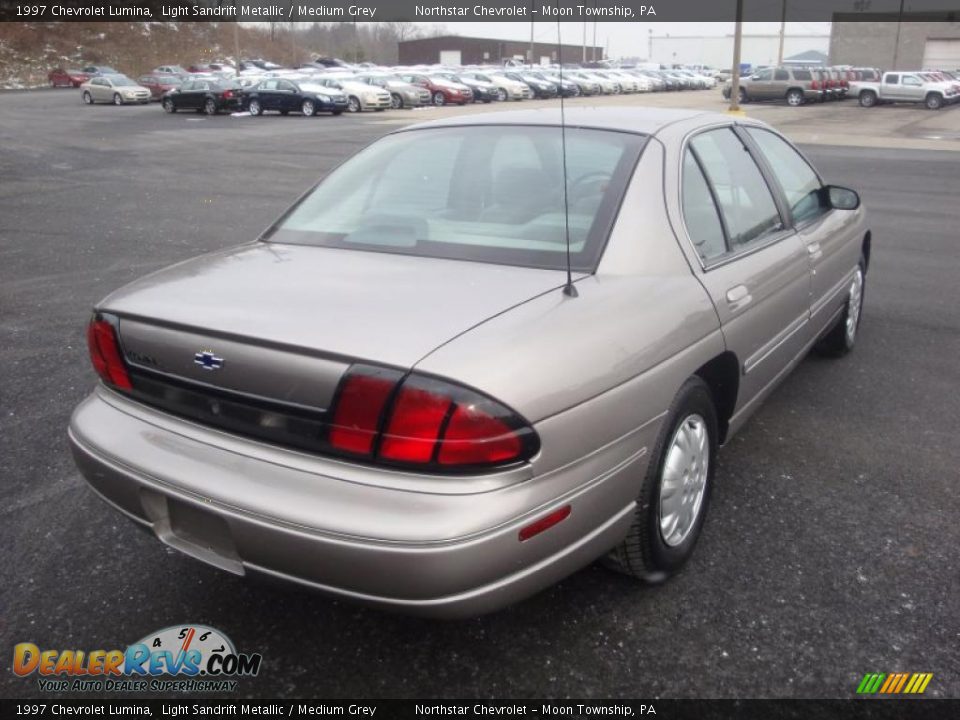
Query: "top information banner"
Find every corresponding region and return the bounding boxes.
[2,0,960,23]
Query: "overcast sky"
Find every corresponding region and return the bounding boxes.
[413,22,832,58]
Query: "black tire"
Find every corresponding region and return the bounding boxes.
[390,93,402,110]
[162,98,175,113]
[925,92,943,110]
[737,87,748,104]
[204,98,217,116]
[301,99,315,116]
[248,98,262,116]
[332,109,343,116]
[82,91,93,105]
[816,258,866,357]
[786,89,804,106]
[859,90,877,108]
[113,93,123,106]
[604,377,718,582]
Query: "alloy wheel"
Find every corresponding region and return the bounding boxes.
[659,414,709,548]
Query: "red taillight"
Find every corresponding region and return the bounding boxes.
[222,90,233,99]
[329,370,397,455]
[86,317,132,391]
[380,384,451,463]
[811,80,820,90]
[327,367,537,470]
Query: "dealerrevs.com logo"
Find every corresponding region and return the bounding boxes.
[13,625,262,693]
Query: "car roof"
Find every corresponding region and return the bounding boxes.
[402,107,723,136]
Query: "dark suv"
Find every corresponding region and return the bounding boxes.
[723,66,825,105]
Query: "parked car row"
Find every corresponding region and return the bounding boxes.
[721,64,960,109]
[66,58,716,112]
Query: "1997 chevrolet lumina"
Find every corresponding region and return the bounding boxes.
[69,108,870,616]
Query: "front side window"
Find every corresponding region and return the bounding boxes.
[902,75,921,86]
[754,70,773,81]
[774,69,789,81]
[745,128,826,225]
[268,126,646,271]
[689,128,783,252]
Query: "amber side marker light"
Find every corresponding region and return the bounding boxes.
[519,505,572,542]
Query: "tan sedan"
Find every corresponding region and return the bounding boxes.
[80,74,151,105]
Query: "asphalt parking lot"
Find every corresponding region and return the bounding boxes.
[1,88,959,700]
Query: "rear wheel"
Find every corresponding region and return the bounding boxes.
[925,92,943,110]
[817,260,866,357]
[162,97,175,113]
[248,99,262,116]
[301,99,315,116]
[204,98,217,115]
[859,90,877,108]
[604,377,718,583]
[786,89,804,106]
[390,93,402,109]
[82,91,93,105]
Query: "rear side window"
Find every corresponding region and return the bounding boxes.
[886,74,899,85]
[774,70,789,81]
[745,128,826,225]
[793,70,812,80]
[681,150,727,262]
[689,128,783,252]
[269,126,646,272]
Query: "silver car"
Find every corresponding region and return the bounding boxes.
[80,74,151,105]
[70,109,870,616]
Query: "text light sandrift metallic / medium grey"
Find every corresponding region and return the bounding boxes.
[69,108,870,617]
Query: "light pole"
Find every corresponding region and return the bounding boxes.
[777,0,787,65]
[728,0,745,114]
[891,0,905,69]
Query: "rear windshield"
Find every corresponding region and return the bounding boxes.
[267,125,646,271]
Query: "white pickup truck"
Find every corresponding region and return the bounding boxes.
[850,71,959,110]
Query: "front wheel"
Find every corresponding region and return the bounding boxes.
[817,261,865,357]
[347,96,361,113]
[113,93,123,106]
[390,93,402,110]
[496,88,508,102]
[859,90,877,108]
[925,93,943,110]
[82,91,93,105]
[301,99,315,116]
[432,91,445,106]
[604,377,718,583]
[737,87,748,104]
[248,99,262,116]
[786,89,804,106]
[162,98,175,113]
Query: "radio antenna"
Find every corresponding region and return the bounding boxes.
[557,12,578,298]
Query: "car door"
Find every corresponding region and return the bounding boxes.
[742,127,862,337]
[257,79,280,110]
[275,79,298,111]
[749,69,775,99]
[679,126,812,417]
[882,73,903,100]
[94,77,112,102]
[900,73,925,101]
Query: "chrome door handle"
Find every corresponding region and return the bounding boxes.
[726,284,752,309]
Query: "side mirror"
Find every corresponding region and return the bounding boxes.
[826,185,860,211]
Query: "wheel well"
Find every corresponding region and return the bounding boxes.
[862,231,871,273]
[786,86,803,95]
[695,352,740,444]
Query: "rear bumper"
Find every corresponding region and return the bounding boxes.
[68,389,640,617]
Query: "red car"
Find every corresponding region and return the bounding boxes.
[48,67,89,88]
[137,74,181,101]
[395,73,473,105]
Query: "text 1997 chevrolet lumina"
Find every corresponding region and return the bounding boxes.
[70,108,870,616]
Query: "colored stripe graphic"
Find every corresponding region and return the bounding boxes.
[857,672,933,694]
